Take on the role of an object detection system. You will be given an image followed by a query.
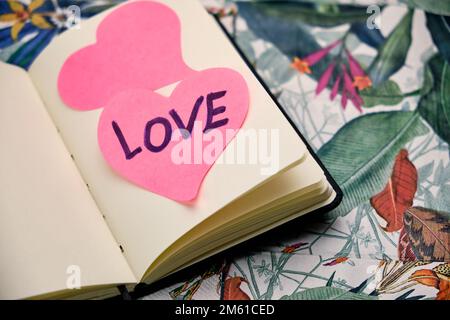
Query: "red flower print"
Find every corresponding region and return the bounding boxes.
[316,62,336,95]
[346,50,372,90]
[291,39,372,112]
[341,82,348,109]
[291,40,341,74]
[330,75,341,101]
[282,242,308,254]
[323,256,349,266]
[342,66,363,112]
[223,277,251,300]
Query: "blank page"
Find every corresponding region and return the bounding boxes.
[0,62,136,299]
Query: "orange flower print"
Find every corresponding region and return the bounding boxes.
[410,263,450,300]
[282,242,307,254]
[323,256,349,266]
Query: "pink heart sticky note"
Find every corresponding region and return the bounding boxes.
[98,68,249,201]
[58,1,195,110]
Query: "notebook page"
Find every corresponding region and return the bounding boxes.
[0,62,135,299]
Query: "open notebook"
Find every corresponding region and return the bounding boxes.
[0,0,340,299]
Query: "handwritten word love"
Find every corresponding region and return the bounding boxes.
[112,91,228,160]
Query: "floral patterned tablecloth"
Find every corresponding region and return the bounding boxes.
[1,0,449,300]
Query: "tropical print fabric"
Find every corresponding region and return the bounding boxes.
[1,0,449,300]
[0,0,126,68]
